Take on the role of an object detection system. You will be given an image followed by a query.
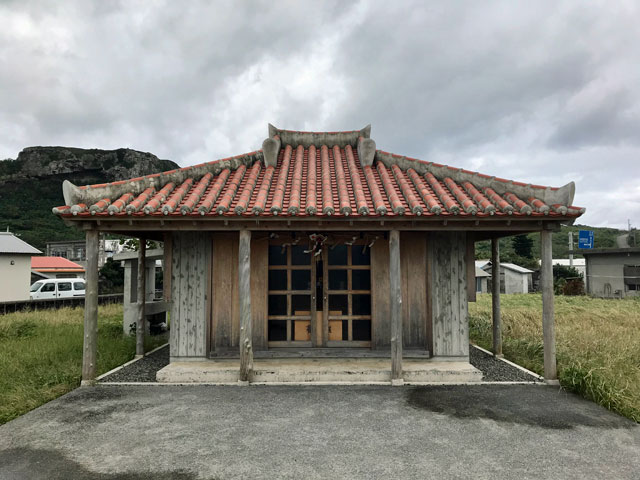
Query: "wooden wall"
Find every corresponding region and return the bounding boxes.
[370,237,390,349]
[371,232,429,350]
[210,232,268,352]
[428,231,469,358]
[170,229,468,358]
[401,232,428,348]
[170,231,211,359]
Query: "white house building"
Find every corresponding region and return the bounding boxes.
[0,231,41,302]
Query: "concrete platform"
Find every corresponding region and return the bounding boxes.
[156,358,483,384]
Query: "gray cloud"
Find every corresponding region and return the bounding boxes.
[0,0,639,228]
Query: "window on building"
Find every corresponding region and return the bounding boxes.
[623,265,640,291]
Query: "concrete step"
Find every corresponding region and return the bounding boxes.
[156,358,482,384]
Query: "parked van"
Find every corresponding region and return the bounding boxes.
[30,279,86,300]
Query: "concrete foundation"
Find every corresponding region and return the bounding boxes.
[156,358,483,384]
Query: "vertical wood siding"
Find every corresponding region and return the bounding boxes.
[211,233,239,349]
[372,233,430,350]
[400,232,428,348]
[429,231,469,357]
[371,237,390,348]
[250,234,268,350]
[170,231,211,358]
[210,232,268,351]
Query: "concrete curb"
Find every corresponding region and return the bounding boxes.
[96,343,169,381]
[470,343,545,381]
[97,380,546,387]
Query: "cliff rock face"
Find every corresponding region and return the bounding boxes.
[0,146,178,183]
[0,146,180,250]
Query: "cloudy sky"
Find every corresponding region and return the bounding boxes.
[1,1,638,228]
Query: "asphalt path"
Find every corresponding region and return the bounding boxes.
[0,385,638,479]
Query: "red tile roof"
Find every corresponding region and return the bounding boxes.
[54,127,585,221]
[31,256,85,272]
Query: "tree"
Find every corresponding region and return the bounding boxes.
[119,238,159,251]
[553,264,584,296]
[512,234,534,259]
[99,258,124,294]
[553,264,581,281]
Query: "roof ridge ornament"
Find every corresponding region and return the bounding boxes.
[357,135,376,167]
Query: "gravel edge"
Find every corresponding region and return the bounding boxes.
[100,344,542,383]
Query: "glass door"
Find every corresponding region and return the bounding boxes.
[324,243,372,347]
[267,235,372,348]
[267,241,315,347]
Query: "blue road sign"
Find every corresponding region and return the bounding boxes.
[578,230,594,249]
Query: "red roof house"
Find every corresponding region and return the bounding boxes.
[54,124,583,385]
[31,256,85,278]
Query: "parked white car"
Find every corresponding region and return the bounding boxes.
[30,279,86,300]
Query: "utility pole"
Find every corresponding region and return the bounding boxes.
[568,231,573,268]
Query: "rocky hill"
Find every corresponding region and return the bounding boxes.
[0,147,179,250]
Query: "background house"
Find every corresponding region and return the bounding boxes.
[583,247,640,298]
[0,231,41,302]
[475,267,491,294]
[31,256,85,282]
[477,260,533,294]
[46,237,126,268]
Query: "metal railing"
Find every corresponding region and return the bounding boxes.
[0,294,123,315]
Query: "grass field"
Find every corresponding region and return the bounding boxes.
[470,294,640,423]
[0,304,166,425]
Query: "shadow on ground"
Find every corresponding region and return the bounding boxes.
[0,447,199,480]
[406,385,633,429]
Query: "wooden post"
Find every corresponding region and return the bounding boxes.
[81,230,99,385]
[540,229,558,384]
[491,237,502,357]
[466,234,476,302]
[136,238,146,357]
[163,232,172,303]
[389,229,403,384]
[238,229,253,383]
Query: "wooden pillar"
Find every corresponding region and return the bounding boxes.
[491,237,502,357]
[540,229,558,383]
[389,230,403,383]
[163,232,172,303]
[81,230,99,385]
[466,234,476,302]
[136,238,146,357]
[238,230,253,383]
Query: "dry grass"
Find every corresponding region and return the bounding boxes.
[469,294,640,422]
[0,304,166,425]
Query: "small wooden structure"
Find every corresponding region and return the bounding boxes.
[54,125,585,385]
[113,248,168,335]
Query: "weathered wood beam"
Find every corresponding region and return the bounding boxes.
[67,218,568,234]
[389,229,403,384]
[136,238,146,357]
[81,230,99,385]
[238,229,253,383]
[540,229,558,384]
[491,237,502,357]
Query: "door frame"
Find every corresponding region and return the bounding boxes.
[322,242,372,348]
[267,234,373,349]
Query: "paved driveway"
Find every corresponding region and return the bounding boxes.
[0,385,638,479]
